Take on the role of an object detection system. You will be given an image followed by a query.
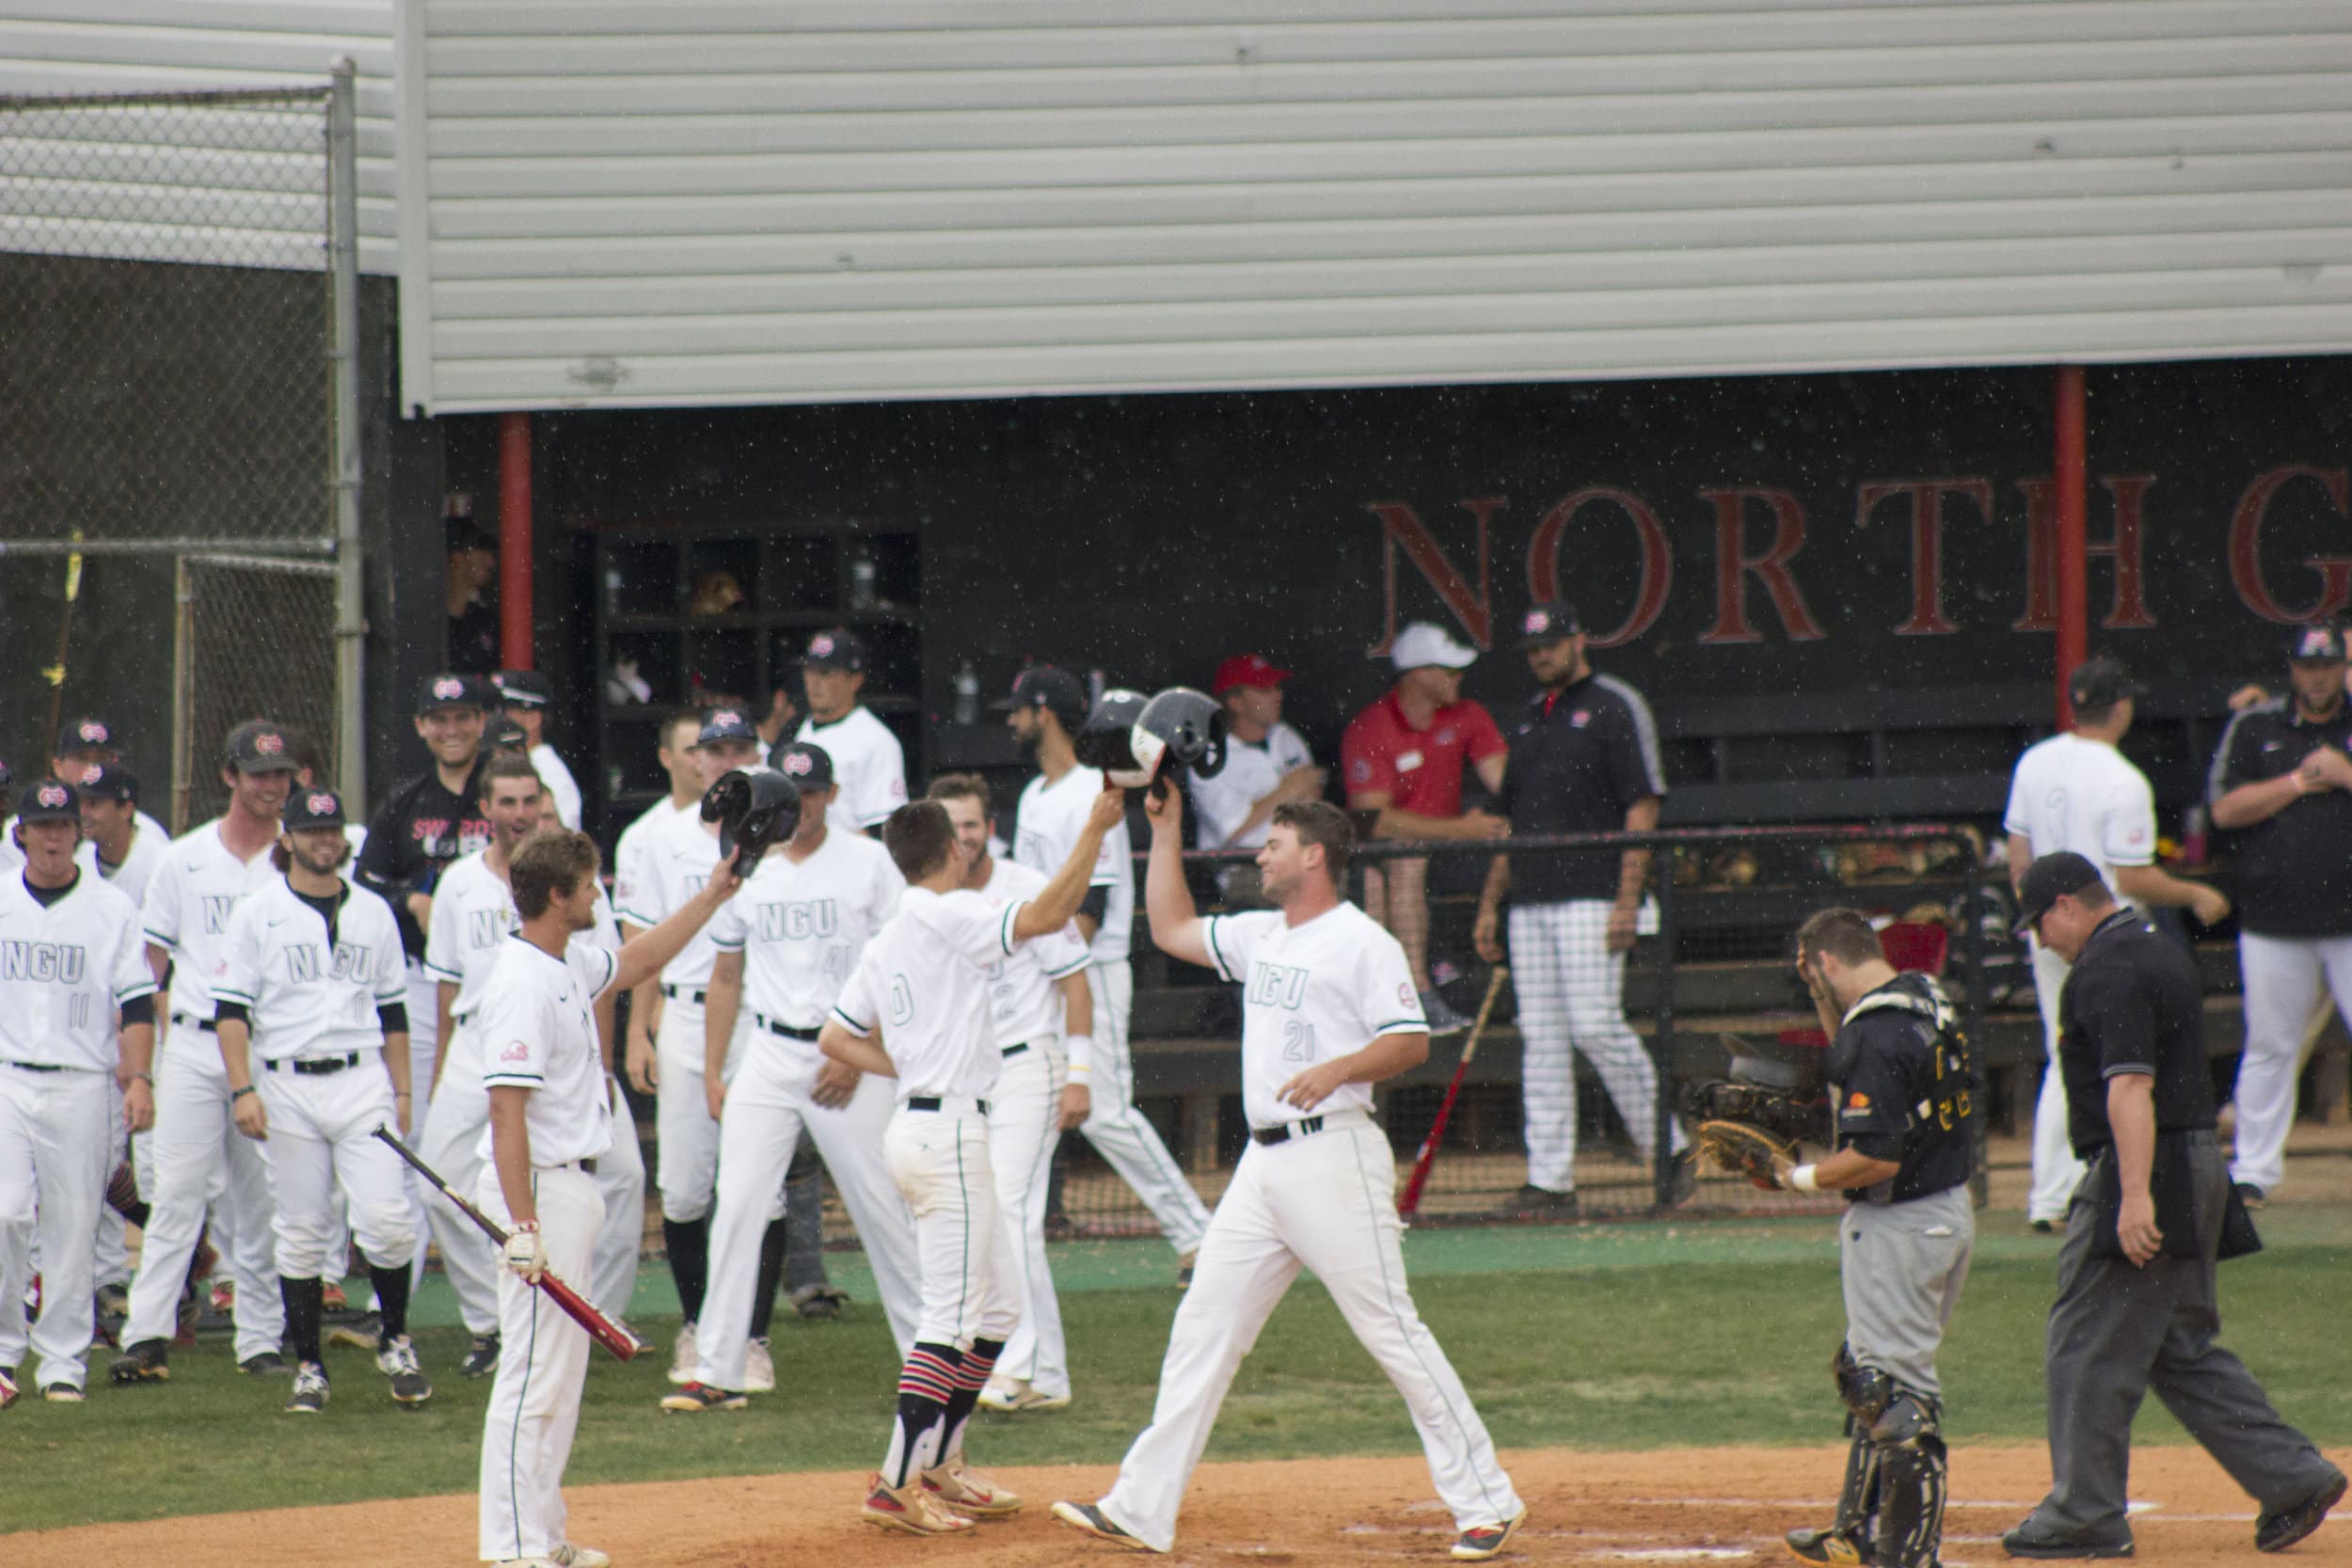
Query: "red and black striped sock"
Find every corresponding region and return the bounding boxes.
[937,1337,1004,1465]
[882,1341,962,1488]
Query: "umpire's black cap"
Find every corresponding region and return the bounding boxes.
[76,763,138,803]
[2286,621,2347,663]
[284,788,347,831]
[993,666,1089,735]
[771,741,834,791]
[16,777,80,824]
[415,672,485,716]
[223,720,297,773]
[2013,850,2107,937]
[496,670,552,709]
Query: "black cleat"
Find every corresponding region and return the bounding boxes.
[238,1350,293,1377]
[1786,1527,1869,1566]
[1496,1184,1579,1219]
[2000,1523,2135,1559]
[1050,1500,1155,1551]
[2256,1471,2346,1553]
[109,1338,170,1384]
[458,1332,501,1379]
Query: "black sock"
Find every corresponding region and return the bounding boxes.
[782,1161,830,1294]
[882,1343,962,1488]
[663,1215,710,1325]
[749,1218,789,1339]
[369,1263,411,1340]
[281,1276,324,1366]
[939,1338,1004,1463]
[117,1196,151,1228]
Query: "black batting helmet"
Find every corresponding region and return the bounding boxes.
[1134,687,1229,783]
[700,767,803,878]
[1074,689,1155,787]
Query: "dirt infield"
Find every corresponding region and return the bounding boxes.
[16,1444,2346,1568]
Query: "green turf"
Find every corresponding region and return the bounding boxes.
[8,1211,2346,1535]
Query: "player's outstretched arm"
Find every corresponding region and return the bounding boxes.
[1141,783,1213,969]
[612,866,741,995]
[1011,787,1127,941]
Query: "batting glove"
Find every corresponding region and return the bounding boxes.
[502,1220,547,1283]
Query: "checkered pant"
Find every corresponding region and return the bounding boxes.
[1506,899,1686,1193]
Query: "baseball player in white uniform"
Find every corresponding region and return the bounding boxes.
[930,773,1095,1414]
[1054,790,1525,1560]
[7,717,172,853]
[0,779,158,1406]
[792,628,908,835]
[473,828,739,1568]
[73,762,166,1311]
[211,789,432,1413]
[2004,657,2230,1227]
[616,706,765,1383]
[113,721,297,1384]
[662,745,921,1412]
[1001,667,1212,1277]
[821,790,1123,1535]
[495,673,583,832]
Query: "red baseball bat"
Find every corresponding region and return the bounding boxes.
[373,1126,645,1361]
[1398,966,1510,1222]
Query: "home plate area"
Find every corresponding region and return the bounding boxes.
[12,1446,2344,1568]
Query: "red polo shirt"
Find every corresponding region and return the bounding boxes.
[1340,692,1507,818]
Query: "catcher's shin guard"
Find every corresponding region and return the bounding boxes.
[1833,1341,1895,1425]
[1867,1395,1947,1568]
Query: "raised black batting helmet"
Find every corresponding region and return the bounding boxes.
[1134,686,1229,782]
[700,766,803,879]
[1074,689,1155,787]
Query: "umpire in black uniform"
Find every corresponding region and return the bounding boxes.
[2002,852,2344,1560]
[1780,908,1976,1568]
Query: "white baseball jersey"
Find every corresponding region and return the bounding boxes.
[831,886,1026,1100]
[529,742,583,831]
[794,706,907,832]
[612,793,692,927]
[473,935,619,1166]
[212,876,405,1061]
[707,829,903,1031]
[1188,721,1315,852]
[0,871,155,1070]
[77,824,169,911]
[1204,901,1428,1132]
[613,808,723,988]
[1015,765,1133,964]
[2004,733,2158,891]
[425,849,619,1023]
[141,819,282,1021]
[968,857,1090,1048]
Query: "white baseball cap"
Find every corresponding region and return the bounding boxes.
[1390,621,1478,672]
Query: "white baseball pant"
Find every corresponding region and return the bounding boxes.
[2026,941,2090,1224]
[254,1060,416,1278]
[0,1064,111,1391]
[885,1101,1014,1351]
[92,1080,133,1290]
[1077,959,1211,1254]
[401,963,439,1296]
[589,1080,645,1322]
[694,1035,919,1389]
[120,1023,284,1361]
[988,1040,1070,1399]
[652,1000,751,1225]
[418,1026,502,1337]
[1096,1112,1522,1552]
[1507,899,1686,1192]
[475,1163,599,1564]
[2232,930,2352,1196]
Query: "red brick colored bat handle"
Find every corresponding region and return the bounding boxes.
[1398,967,1509,1222]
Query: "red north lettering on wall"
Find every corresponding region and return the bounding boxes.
[1366,499,1499,656]
[2230,466,2352,624]
[1528,488,1672,648]
[2013,474,2158,632]
[1855,479,1990,636]
[1698,487,1823,644]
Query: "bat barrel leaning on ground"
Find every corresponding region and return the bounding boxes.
[372,1125,645,1361]
[1397,966,1510,1222]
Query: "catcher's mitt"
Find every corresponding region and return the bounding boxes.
[1696,1119,1797,1191]
[1690,1079,1822,1148]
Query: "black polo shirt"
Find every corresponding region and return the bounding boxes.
[1824,973,1977,1203]
[2057,909,2216,1158]
[1497,672,1666,904]
[355,759,491,959]
[2211,698,2352,937]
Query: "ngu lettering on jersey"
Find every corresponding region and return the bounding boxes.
[756,899,837,942]
[1,940,87,985]
[469,908,516,948]
[1248,961,1310,1010]
[200,895,241,934]
[285,942,377,983]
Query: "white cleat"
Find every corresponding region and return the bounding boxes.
[744,1337,775,1394]
[667,1322,698,1386]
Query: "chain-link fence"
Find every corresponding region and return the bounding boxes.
[0,76,361,824]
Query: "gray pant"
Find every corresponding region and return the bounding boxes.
[2030,1132,2339,1538]
[1840,1185,1973,1398]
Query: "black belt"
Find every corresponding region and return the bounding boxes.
[1003,1042,1029,1058]
[661,984,707,1005]
[2,1059,66,1073]
[1253,1116,1327,1147]
[173,1017,219,1035]
[906,1096,989,1114]
[759,1016,820,1042]
[264,1053,362,1077]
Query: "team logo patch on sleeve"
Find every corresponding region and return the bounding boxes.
[1399,983,1417,1007]
[1847,1092,1870,1110]
[499,1040,531,1063]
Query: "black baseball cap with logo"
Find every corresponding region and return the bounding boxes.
[2012,850,2108,937]
[992,666,1089,734]
[496,670,552,709]
[56,716,118,758]
[2286,621,2347,664]
[2068,657,2147,710]
[695,706,763,749]
[76,763,138,803]
[771,741,835,791]
[415,672,485,716]
[284,788,347,831]
[803,627,867,673]
[17,777,80,824]
[223,720,297,773]
[1519,600,1583,645]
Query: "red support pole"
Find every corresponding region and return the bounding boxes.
[2054,365,2088,726]
[498,411,533,672]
